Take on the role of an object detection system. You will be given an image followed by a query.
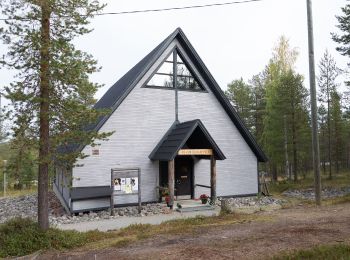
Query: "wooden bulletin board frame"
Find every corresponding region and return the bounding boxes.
[110,168,141,216]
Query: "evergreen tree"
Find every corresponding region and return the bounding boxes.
[249,73,266,144]
[317,50,340,179]
[333,3,350,171]
[6,124,37,189]
[264,69,310,182]
[263,36,304,181]
[226,78,255,132]
[330,91,343,173]
[318,104,328,175]
[0,0,112,230]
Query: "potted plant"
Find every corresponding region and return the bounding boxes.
[158,186,169,202]
[200,194,209,204]
[165,196,171,207]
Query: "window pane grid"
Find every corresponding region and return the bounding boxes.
[145,51,204,92]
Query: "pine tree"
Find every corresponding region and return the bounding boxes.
[226,78,255,132]
[333,3,350,171]
[317,50,339,179]
[330,91,343,173]
[263,36,303,181]
[6,125,37,189]
[249,73,266,144]
[0,0,112,230]
[318,104,328,175]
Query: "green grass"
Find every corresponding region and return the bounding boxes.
[0,187,37,198]
[273,244,350,260]
[0,213,266,257]
[269,170,350,195]
[0,218,111,258]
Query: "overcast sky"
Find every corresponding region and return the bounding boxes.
[1,0,349,101]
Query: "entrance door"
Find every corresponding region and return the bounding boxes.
[175,157,193,197]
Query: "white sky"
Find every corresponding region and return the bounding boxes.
[0,0,349,101]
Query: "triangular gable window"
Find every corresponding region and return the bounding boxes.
[145,50,205,91]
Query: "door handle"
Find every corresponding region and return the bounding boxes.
[181,176,188,179]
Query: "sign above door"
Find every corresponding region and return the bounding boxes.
[178,149,213,156]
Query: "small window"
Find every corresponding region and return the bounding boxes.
[145,50,205,92]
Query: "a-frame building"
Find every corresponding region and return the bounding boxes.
[54,28,267,213]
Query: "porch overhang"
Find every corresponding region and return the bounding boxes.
[149,119,226,161]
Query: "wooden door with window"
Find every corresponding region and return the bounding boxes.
[175,157,193,197]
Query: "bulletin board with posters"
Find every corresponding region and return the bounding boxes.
[110,168,141,215]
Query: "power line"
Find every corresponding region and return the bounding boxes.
[0,0,264,21]
[95,0,264,16]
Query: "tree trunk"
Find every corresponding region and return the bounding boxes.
[327,92,332,179]
[322,121,326,175]
[284,115,289,180]
[272,164,278,182]
[292,111,298,182]
[38,2,51,231]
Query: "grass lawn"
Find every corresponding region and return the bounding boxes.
[274,244,350,260]
[0,187,37,198]
[0,213,266,258]
[269,170,350,195]
[1,171,350,258]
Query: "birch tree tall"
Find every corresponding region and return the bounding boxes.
[0,0,111,230]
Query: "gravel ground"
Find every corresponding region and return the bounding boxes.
[282,187,350,200]
[0,192,64,224]
[39,202,350,260]
[3,186,348,226]
[0,193,286,225]
[0,193,172,225]
[223,196,285,208]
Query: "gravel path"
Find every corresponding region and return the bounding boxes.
[38,202,350,260]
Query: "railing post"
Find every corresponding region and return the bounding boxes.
[168,160,175,209]
[210,155,217,204]
[110,169,114,216]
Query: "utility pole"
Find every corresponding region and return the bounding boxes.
[307,0,321,205]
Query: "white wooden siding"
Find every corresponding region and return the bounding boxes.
[72,42,177,206]
[176,43,258,197]
[72,39,258,210]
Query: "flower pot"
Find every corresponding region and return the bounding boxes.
[201,199,208,204]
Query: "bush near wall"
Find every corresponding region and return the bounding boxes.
[0,218,107,258]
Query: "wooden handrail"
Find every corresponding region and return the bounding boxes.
[195,184,211,189]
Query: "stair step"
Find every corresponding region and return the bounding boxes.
[176,205,215,213]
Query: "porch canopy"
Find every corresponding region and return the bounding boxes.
[149,119,225,208]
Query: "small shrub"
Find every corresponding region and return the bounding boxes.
[274,244,350,260]
[0,218,107,258]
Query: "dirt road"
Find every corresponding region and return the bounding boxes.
[40,203,350,260]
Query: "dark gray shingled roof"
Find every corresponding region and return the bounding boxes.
[79,27,268,162]
[149,119,226,161]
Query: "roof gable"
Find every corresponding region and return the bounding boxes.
[149,119,226,161]
[92,28,268,162]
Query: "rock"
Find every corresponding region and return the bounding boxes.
[282,187,350,200]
